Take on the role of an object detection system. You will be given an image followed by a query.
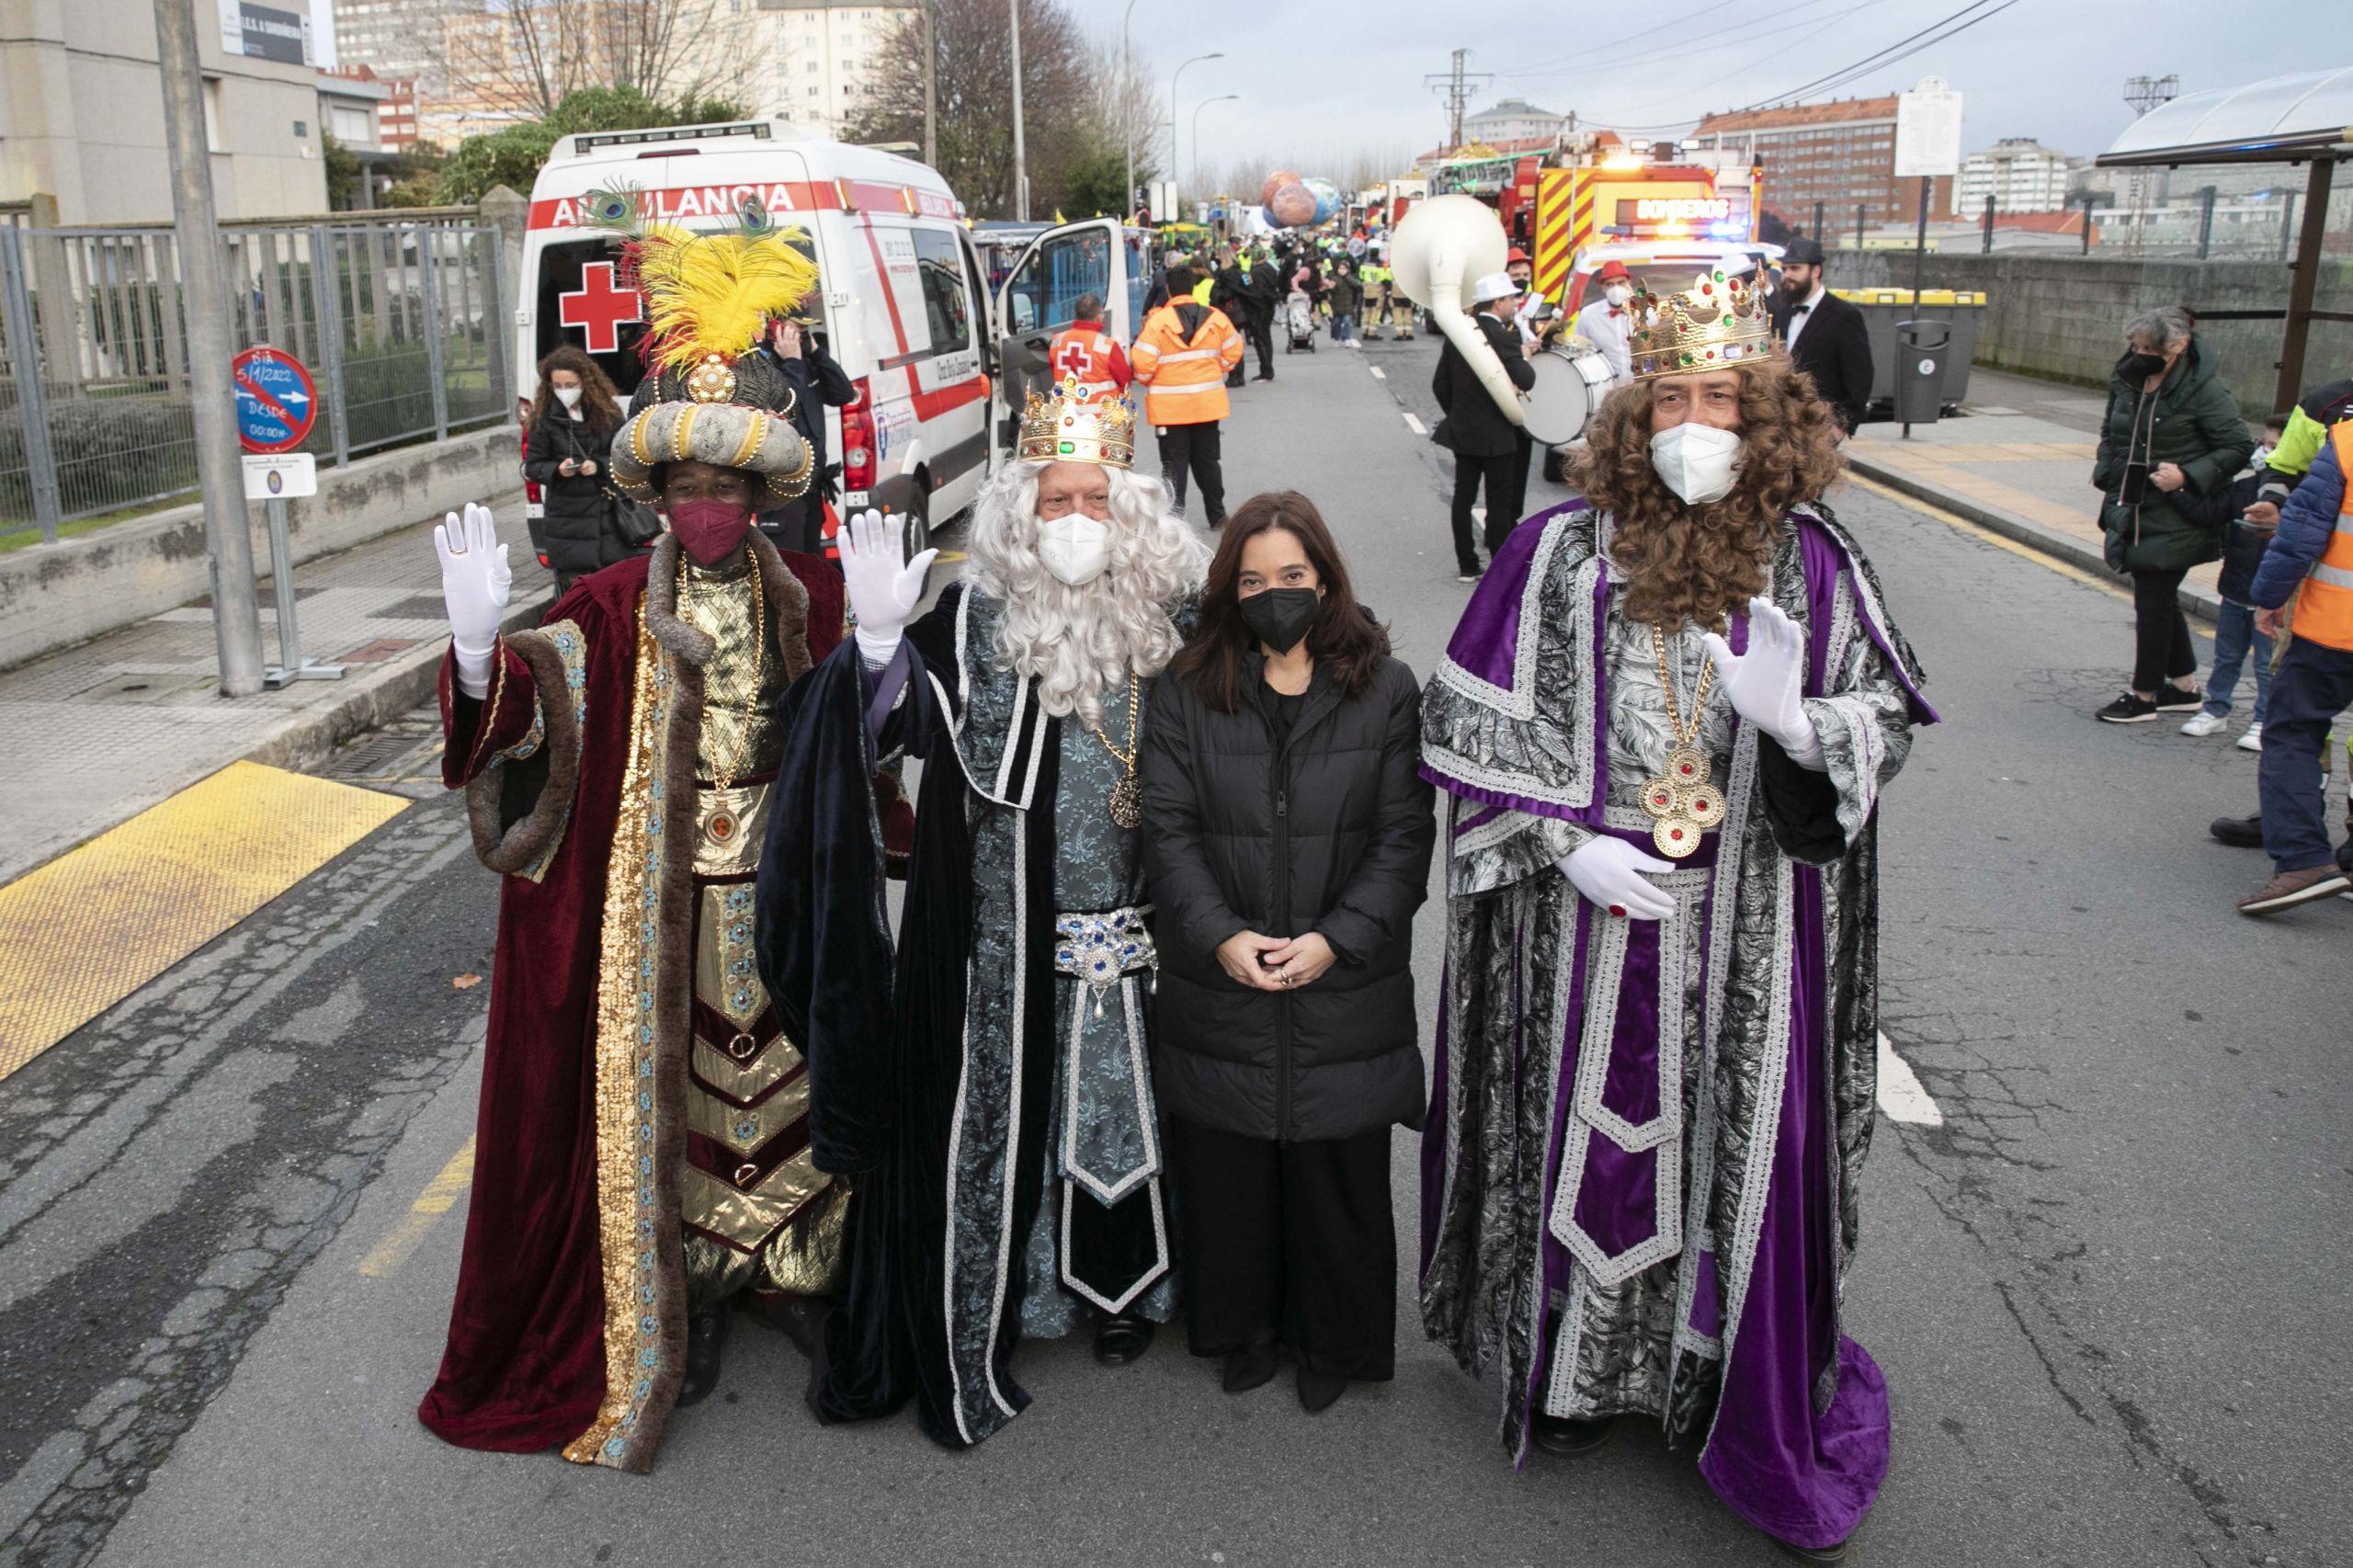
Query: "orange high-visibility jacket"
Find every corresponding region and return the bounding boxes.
[2288,422,2353,651]
[1130,301,1245,426]
[1047,321,1131,401]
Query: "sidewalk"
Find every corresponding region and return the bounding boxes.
[0,494,542,887]
[1843,367,2225,622]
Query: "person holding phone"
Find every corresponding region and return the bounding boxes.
[520,347,629,593]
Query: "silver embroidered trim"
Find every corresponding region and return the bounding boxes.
[1541,1266,1595,1418]
[1059,1171,1172,1314]
[1058,971,1165,1205]
[1431,516,1580,720]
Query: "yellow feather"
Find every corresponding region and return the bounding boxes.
[633,226,820,375]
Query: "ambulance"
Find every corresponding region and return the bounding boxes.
[517,119,1149,556]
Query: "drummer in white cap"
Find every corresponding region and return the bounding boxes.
[1572,259,1638,387]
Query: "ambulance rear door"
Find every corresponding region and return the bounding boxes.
[989,218,1139,466]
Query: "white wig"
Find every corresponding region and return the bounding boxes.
[964,459,1210,726]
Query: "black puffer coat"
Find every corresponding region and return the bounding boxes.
[522,409,620,577]
[1141,652,1436,1142]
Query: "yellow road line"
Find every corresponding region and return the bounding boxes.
[932,549,968,563]
[358,1135,476,1278]
[1847,472,2129,605]
[0,761,407,1083]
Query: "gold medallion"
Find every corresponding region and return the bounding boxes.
[1089,676,1146,829]
[1653,814,1703,859]
[1639,625,1720,860]
[1665,745,1711,790]
[1639,776,1682,817]
[1681,782,1725,828]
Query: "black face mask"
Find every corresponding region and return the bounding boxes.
[1240,587,1320,655]
[2117,348,2166,381]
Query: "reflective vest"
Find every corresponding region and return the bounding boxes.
[1047,323,1128,402]
[1130,301,1244,426]
[2292,423,2353,651]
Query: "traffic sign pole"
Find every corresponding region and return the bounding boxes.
[232,347,342,687]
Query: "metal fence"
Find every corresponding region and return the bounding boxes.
[0,216,511,545]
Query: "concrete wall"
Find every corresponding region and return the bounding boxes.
[1826,247,2353,418]
[0,425,520,669]
[0,0,327,225]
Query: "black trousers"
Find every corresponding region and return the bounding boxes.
[1245,314,1276,378]
[1156,421,1227,525]
[2257,635,2353,872]
[1450,449,1524,572]
[1513,428,1534,504]
[2131,567,2197,692]
[1165,1117,1395,1381]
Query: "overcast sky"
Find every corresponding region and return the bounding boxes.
[1120,0,2332,184]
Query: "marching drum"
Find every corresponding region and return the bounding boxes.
[1519,346,1618,447]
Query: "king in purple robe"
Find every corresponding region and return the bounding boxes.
[1416,268,1935,1562]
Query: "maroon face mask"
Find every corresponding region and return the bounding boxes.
[667,496,753,566]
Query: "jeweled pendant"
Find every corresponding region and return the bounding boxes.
[1680,782,1725,827]
[1653,813,1702,859]
[1665,746,1711,789]
[1108,774,1143,829]
[1638,775,1682,817]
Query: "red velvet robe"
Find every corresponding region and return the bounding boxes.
[416,532,842,1472]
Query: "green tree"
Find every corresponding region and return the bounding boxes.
[434,87,746,204]
[323,131,363,210]
[1060,144,1131,221]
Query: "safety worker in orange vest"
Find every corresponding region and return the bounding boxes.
[2240,411,2353,914]
[1047,292,1132,403]
[1129,264,1245,525]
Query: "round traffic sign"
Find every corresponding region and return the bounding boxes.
[233,346,318,454]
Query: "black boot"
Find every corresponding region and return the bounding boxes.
[2209,812,2264,848]
[1767,1531,1852,1563]
[1094,1312,1155,1365]
[1296,1365,1347,1414]
[677,1301,732,1407]
[1221,1342,1279,1394]
[1529,1413,1614,1455]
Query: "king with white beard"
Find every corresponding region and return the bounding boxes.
[755,379,1208,1449]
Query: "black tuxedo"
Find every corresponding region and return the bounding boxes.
[1771,289,1873,433]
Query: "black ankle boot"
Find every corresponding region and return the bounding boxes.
[1296,1366,1347,1414]
[1529,1413,1613,1455]
[1094,1312,1155,1365]
[677,1302,732,1407]
[1221,1343,1279,1394]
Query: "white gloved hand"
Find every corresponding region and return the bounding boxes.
[434,502,510,699]
[1558,836,1677,921]
[1700,597,1824,769]
[838,508,937,663]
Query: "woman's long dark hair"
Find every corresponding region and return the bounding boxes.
[1171,490,1390,712]
[527,346,623,435]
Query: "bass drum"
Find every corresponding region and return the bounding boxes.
[1520,346,1618,447]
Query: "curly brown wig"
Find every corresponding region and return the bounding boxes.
[1570,352,1844,629]
[527,346,623,435]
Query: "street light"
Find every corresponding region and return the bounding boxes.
[1169,51,1223,216]
[1122,0,1146,222]
[1191,94,1238,197]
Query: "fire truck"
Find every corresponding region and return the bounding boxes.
[1527,137,1762,308]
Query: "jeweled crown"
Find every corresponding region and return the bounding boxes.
[1017,375,1137,469]
[1627,267,1775,381]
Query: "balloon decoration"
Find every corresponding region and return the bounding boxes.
[1266,181,1316,228]
[1260,169,1302,205]
[1257,169,1351,230]
[1302,177,1342,226]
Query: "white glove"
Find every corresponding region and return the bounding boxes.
[1700,597,1824,770]
[838,508,937,663]
[434,502,510,699]
[1558,836,1677,921]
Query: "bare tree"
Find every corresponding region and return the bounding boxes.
[845,0,1110,219]
[431,0,757,127]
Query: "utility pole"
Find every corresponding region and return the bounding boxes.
[920,1,937,168]
[1122,0,1145,222]
[1424,48,1492,154]
[153,0,263,697]
[1008,0,1028,220]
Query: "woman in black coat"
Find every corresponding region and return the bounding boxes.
[1141,489,1437,1413]
[520,346,628,593]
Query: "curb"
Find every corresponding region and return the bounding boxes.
[241,593,554,780]
[1845,451,2224,628]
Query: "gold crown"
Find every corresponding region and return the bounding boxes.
[1626,267,1775,381]
[1017,375,1136,469]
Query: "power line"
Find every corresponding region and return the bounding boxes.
[1722,0,2016,115]
[1771,0,2022,105]
[1495,0,1777,81]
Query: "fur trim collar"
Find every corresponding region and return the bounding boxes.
[643,531,813,679]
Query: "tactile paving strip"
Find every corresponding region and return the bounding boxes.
[0,760,407,1081]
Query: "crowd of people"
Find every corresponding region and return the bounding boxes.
[433,211,1935,1563]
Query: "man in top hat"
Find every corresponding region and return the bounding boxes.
[416,207,848,1471]
[1770,238,1873,436]
[1419,264,1934,1561]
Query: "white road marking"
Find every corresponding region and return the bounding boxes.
[1403,412,1427,436]
[1876,1032,1944,1126]
[1370,366,1386,380]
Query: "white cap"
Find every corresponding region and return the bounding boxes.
[1472,271,1520,303]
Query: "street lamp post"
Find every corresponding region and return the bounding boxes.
[1008,0,1028,220]
[1122,0,1145,222]
[920,1,937,169]
[1169,52,1223,217]
[1191,94,1238,198]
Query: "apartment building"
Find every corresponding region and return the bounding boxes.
[1954,138,2072,215]
[1689,95,1953,231]
[756,2,918,139]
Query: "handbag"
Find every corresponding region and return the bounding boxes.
[610,493,662,549]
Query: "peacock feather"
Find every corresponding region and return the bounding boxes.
[579,184,644,237]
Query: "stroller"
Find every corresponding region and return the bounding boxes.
[1283,288,1318,353]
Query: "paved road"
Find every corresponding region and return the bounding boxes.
[2,333,2347,1568]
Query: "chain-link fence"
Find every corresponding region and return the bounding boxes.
[0,214,511,546]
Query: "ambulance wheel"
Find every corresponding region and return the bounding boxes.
[1541,447,1568,484]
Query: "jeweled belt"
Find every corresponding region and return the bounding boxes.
[1052,904,1158,1017]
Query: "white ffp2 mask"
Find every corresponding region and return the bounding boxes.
[1604,283,1631,307]
[554,386,583,409]
[1649,423,1743,505]
[1036,515,1111,585]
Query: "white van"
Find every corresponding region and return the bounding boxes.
[517,119,1150,554]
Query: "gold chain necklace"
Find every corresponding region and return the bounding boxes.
[1088,675,1144,829]
[677,556,765,792]
[1637,623,1726,859]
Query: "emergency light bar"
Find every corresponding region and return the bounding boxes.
[572,122,775,153]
